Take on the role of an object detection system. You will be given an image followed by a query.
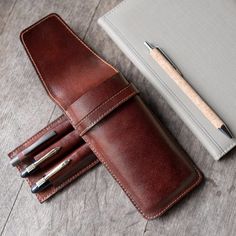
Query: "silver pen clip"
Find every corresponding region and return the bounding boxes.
[27,147,61,171]
[44,159,70,180]
[35,159,71,188]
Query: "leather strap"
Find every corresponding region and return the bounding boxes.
[66,74,138,135]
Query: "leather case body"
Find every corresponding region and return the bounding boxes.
[20,13,203,219]
[8,115,99,203]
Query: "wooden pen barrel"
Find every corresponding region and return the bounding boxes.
[151,48,223,129]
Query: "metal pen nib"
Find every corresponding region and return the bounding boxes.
[20,147,61,178]
[31,159,70,193]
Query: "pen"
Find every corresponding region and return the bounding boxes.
[31,159,71,193]
[144,41,233,139]
[10,131,57,167]
[31,143,94,193]
[20,129,84,177]
[20,147,61,177]
[10,117,74,167]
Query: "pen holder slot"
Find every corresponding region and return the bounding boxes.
[32,129,84,171]
[42,144,97,188]
[8,115,99,202]
[8,115,73,166]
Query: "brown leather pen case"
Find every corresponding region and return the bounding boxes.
[19,13,203,219]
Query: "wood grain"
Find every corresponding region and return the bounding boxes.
[0,0,236,235]
[151,48,224,129]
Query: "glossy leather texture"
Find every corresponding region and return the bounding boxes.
[16,115,73,162]
[20,13,203,219]
[33,129,84,168]
[49,143,95,186]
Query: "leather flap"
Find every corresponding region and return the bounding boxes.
[66,74,138,135]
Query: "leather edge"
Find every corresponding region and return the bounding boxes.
[83,134,203,220]
[8,115,66,157]
[19,13,118,114]
[35,159,100,203]
[8,116,100,203]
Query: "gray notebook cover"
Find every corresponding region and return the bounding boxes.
[98,0,236,160]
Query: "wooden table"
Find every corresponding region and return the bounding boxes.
[1,1,236,235]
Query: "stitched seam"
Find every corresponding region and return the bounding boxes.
[9,115,66,157]
[20,13,118,129]
[73,84,133,127]
[10,116,65,156]
[14,145,99,203]
[21,14,117,73]
[20,14,117,108]
[36,159,99,202]
[10,116,99,203]
[102,15,236,158]
[82,135,202,219]
[79,91,136,136]
[65,111,76,127]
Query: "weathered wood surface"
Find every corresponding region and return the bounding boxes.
[0,0,236,235]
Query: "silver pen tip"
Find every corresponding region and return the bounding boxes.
[144,41,154,51]
[10,156,20,166]
[219,125,233,139]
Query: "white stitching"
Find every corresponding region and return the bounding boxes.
[20,14,203,213]
[79,91,137,136]
[37,159,100,203]
[8,114,99,203]
[21,14,117,72]
[20,13,117,128]
[82,135,202,219]
[73,84,133,127]
[20,14,117,109]
[15,149,99,203]
[9,115,66,157]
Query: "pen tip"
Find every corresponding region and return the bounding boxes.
[10,156,20,167]
[64,159,70,165]
[20,169,29,178]
[53,146,61,153]
[144,41,154,51]
[31,184,39,194]
[219,125,233,139]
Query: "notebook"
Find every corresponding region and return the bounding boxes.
[98,0,236,160]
